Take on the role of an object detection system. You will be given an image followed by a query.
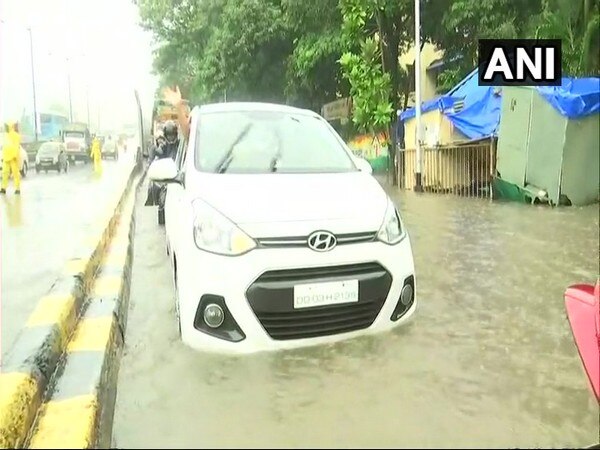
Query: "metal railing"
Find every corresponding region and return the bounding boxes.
[396,140,496,198]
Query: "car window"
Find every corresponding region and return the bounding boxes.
[193,110,357,174]
[64,131,84,138]
[38,143,60,155]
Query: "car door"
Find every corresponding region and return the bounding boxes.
[165,137,188,254]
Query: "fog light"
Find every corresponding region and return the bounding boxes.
[400,284,414,306]
[203,303,224,328]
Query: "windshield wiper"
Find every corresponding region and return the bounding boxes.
[215,124,252,174]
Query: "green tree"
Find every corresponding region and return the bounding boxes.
[423,0,543,90]
[283,0,349,111]
[530,0,600,76]
[339,38,393,135]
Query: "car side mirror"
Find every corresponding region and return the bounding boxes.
[354,157,373,174]
[148,158,179,182]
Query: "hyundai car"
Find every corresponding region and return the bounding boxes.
[148,102,416,354]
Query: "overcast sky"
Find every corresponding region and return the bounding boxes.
[0,0,158,132]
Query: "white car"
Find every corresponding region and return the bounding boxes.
[148,102,416,354]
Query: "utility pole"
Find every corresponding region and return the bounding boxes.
[66,57,73,122]
[86,85,90,127]
[414,0,423,192]
[27,27,39,141]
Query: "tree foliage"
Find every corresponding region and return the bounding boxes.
[137,0,600,115]
[339,39,393,135]
[530,0,600,76]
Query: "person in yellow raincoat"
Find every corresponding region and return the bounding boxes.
[90,136,102,173]
[1,122,22,195]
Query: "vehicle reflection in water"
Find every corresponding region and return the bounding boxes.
[1,195,23,228]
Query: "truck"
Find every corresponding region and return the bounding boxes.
[60,122,91,163]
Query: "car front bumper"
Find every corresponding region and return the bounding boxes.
[175,234,417,354]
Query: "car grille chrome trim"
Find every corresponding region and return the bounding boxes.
[257,231,377,248]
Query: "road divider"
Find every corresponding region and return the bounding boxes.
[0,157,143,449]
[26,187,137,449]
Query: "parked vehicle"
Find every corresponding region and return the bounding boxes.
[148,102,416,354]
[35,142,69,173]
[101,139,119,160]
[60,122,91,163]
[0,135,29,178]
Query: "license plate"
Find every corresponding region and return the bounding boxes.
[293,280,359,309]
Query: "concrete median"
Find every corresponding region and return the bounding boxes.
[26,187,137,449]
[0,158,143,449]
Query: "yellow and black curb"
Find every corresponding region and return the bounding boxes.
[26,185,138,449]
[0,161,144,449]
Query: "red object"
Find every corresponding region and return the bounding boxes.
[564,281,600,402]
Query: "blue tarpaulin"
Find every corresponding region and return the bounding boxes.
[536,77,600,118]
[399,68,501,140]
[399,70,600,141]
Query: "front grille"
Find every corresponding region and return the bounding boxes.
[257,231,377,248]
[246,262,391,340]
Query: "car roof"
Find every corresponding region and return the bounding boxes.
[193,102,320,118]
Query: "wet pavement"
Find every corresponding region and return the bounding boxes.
[1,155,133,355]
[113,178,599,449]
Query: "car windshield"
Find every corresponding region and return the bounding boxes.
[194,110,357,174]
[103,141,116,150]
[64,131,84,138]
[38,143,60,156]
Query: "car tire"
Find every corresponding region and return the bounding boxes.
[158,208,165,225]
[21,162,28,178]
[35,165,40,174]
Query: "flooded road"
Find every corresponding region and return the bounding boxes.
[113,179,599,448]
[1,158,132,353]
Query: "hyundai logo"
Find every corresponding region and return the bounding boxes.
[307,231,337,252]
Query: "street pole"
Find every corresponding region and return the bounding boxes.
[414,0,423,192]
[86,85,90,127]
[27,27,39,142]
[66,58,73,122]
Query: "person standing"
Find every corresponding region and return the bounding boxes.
[90,136,102,174]
[1,122,22,195]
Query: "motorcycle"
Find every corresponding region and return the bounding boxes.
[564,280,600,449]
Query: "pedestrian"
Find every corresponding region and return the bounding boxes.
[90,136,102,174]
[1,121,22,195]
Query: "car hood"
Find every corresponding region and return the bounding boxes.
[186,171,389,236]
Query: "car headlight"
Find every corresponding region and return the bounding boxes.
[192,199,257,256]
[377,199,406,245]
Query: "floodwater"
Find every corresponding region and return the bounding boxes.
[113,178,599,449]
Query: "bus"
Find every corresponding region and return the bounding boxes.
[20,111,69,141]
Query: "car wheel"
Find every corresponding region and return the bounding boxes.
[21,163,27,178]
[158,208,165,225]
[35,165,40,174]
